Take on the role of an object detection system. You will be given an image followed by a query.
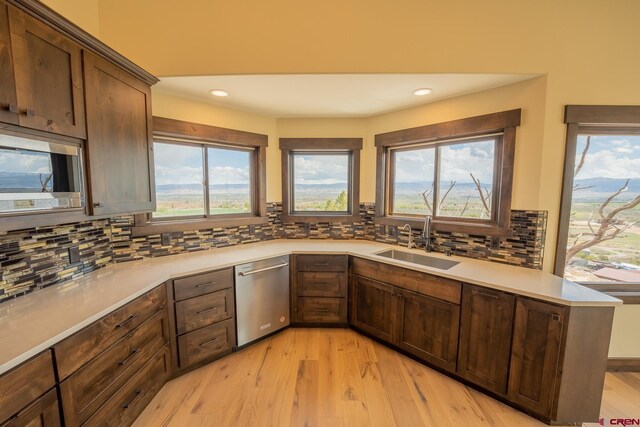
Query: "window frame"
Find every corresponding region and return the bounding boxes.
[132,117,268,236]
[555,105,640,302]
[375,109,520,236]
[280,138,362,223]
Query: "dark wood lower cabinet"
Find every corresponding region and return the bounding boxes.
[82,345,171,427]
[508,297,564,418]
[457,284,515,395]
[396,289,460,372]
[352,275,398,342]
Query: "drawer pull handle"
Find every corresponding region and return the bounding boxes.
[471,289,500,299]
[552,314,561,321]
[115,314,138,329]
[7,103,18,113]
[197,306,219,315]
[314,262,330,266]
[199,337,220,347]
[118,348,141,366]
[239,262,289,276]
[195,282,215,288]
[122,389,144,409]
[24,109,36,117]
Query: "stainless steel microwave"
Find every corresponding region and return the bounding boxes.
[0,132,84,214]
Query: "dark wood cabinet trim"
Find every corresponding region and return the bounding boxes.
[280,138,362,223]
[7,0,157,85]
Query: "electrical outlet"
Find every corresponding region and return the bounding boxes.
[68,246,80,264]
[378,225,386,235]
[249,224,256,234]
[161,233,172,246]
[388,225,397,237]
[490,236,501,249]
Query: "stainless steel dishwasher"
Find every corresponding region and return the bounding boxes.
[235,255,290,346]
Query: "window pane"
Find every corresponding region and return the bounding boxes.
[565,134,640,284]
[292,153,349,212]
[208,147,252,214]
[437,139,495,219]
[391,148,434,216]
[152,142,205,218]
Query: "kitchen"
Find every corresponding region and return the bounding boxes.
[1,0,639,426]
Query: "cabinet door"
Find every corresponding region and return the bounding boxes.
[0,1,18,125]
[457,284,515,395]
[83,51,155,216]
[396,289,460,372]
[2,388,60,427]
[7,5,85,138]
[508,297,564,417]
[352,275,398,343]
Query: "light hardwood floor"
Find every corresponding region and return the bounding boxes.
[135,328,640,427]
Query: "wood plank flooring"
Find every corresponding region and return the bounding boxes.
[135,328,640,427]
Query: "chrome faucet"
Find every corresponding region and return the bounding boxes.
[423,215,432,253]
[402,224,416,249]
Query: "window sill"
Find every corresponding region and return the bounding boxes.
[374,216,513,237]
[282,212,360,224]
[581,283,640,304]
[131,215,268,237]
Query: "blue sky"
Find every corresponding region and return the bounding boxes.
[575,135,640,179]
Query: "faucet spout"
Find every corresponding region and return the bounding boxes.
[402,224,415,249]
[423,215,432,253]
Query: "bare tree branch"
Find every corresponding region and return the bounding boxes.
[470,173,491,218]
[439,180,456,209]
[421,183,433,213]
[574,135,591,177]
[39,173,52,193]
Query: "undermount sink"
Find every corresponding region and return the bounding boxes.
[375,249,460,270]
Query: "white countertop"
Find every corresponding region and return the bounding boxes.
[0,239,622,375]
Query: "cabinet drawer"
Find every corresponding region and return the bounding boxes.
[178,318,236,368]
[297,272,347,297]
[1,388,60,427]
[352,257,461,304]
[0,351,55,423]
[83,345,170,427]
[54,285,166,380]
[297,297,347,323]
[296,255,348,272]
[59,310,169,426]
[175,288,235,335]
[174,268,233,301]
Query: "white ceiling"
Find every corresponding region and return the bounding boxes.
[154,74,539,119]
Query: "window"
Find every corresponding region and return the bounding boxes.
[132,117,267,235]
[280,138,362,222]
[389,136,498,220]
[152,141,253,219]
[556,106,640,301]
[375,109,520,235]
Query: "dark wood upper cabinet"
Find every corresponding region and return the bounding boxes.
[83,50,155,216]
[0,1,17,125]
[351,275,398,342]
[396,288,460,372]
[457,284,515,395]
[508,297,564,417]
[2,2,85,138]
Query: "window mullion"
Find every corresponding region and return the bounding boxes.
[203,145,210,217]
[433,145,441,217]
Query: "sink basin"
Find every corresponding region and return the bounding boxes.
[375,249,460,270]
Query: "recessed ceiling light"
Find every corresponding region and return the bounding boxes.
[413,88,433,96]
[210,89,229,97]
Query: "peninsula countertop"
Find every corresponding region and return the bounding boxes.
[0,239,622,375]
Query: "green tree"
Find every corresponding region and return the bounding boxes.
[324,190,348,211]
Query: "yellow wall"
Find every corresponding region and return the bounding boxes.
[41,0,99,37]
[609,306,640,357]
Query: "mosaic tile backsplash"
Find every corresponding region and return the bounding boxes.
[0,203,546,302]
